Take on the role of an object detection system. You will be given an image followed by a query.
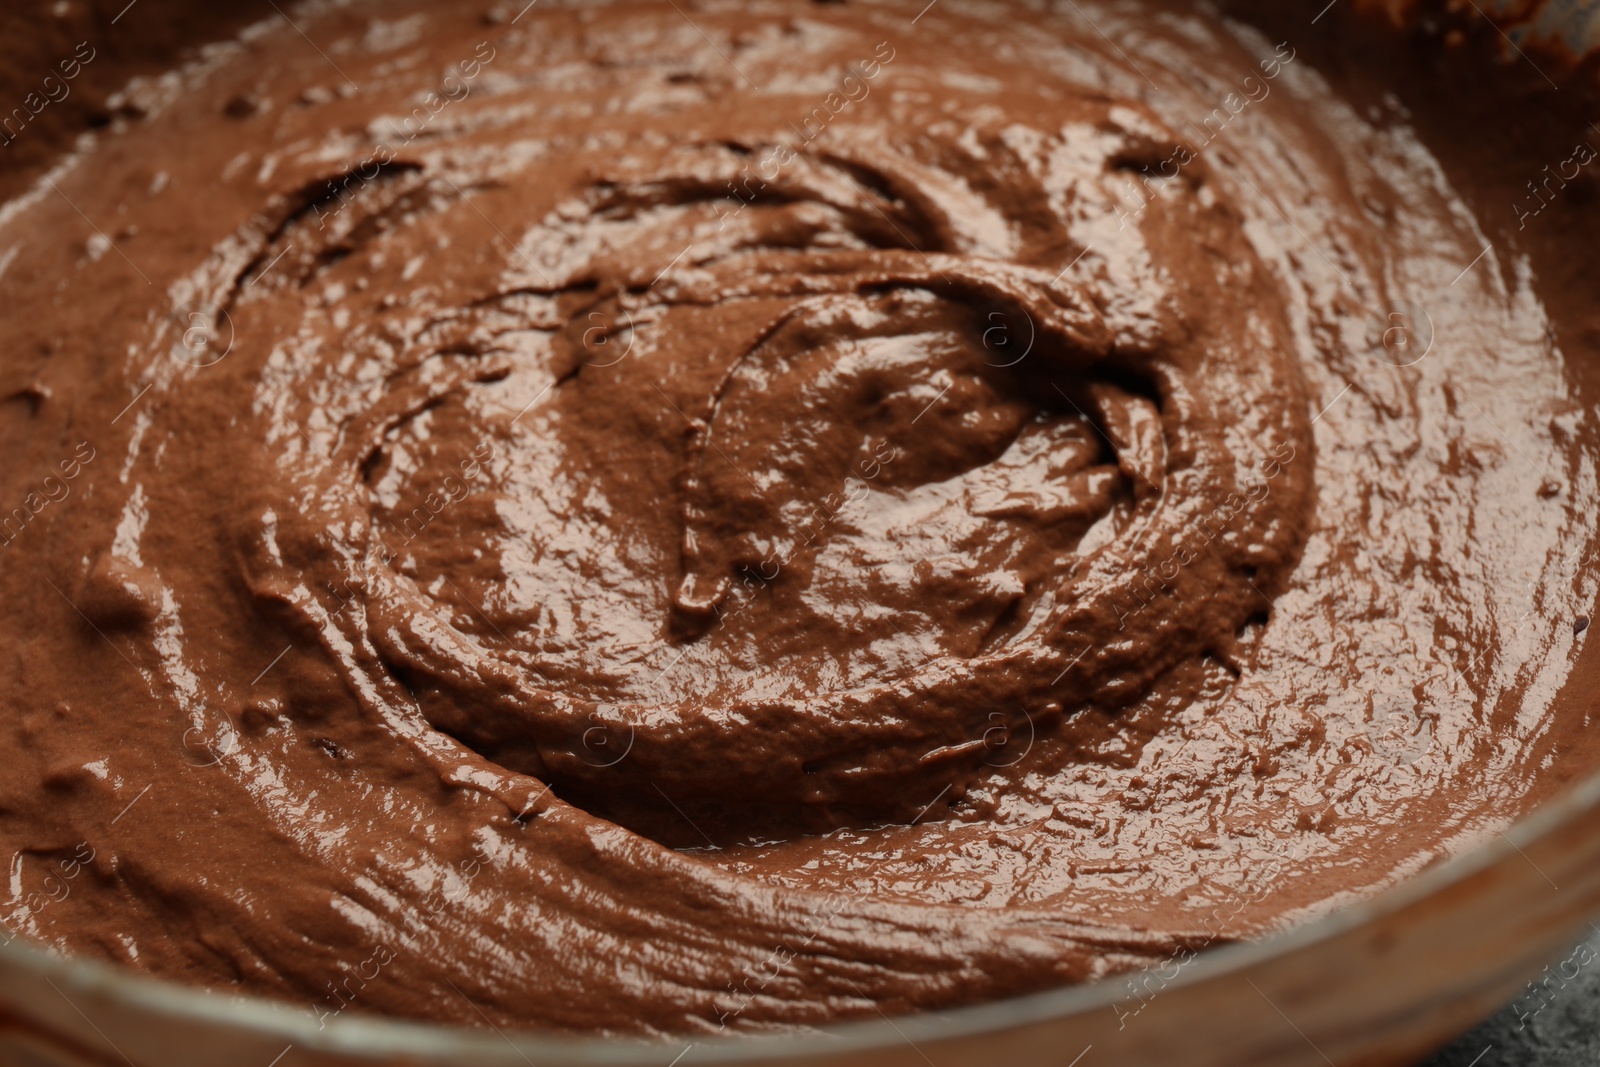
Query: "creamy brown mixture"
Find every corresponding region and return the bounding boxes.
[0,0,1597,1037]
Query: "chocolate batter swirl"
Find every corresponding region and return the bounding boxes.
[0,0,1594,1038]
[234,128,1312,823]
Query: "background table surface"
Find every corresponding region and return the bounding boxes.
[1423,925,1600,1066]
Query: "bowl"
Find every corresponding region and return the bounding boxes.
[2,2,1598,1064]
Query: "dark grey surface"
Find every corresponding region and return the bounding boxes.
[1421,925,1600,1066]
